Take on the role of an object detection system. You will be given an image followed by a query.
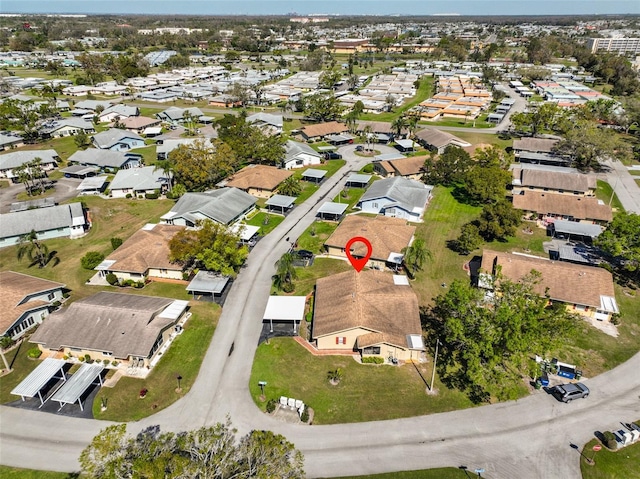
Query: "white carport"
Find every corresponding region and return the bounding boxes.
[11,358,67,406]
[263,296,306,333]
[50,362,104,411]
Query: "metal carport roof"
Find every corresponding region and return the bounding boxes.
[302,169,327,180]
[11,358,67,405]
[50,363,104,411]
[186,271,230,295]
[317,202,348,215]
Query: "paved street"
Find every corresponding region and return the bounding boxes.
[0,177,82,213]
[600,159,640,214]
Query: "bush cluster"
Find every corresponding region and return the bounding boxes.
[361,356,384,364]
[266,399,277,413]
[145,192,160,199]
[27,348,42,359]
[81,251,105,270]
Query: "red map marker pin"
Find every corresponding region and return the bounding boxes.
[345,236,372,273]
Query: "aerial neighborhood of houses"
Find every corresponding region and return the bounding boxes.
[1,11,640,478]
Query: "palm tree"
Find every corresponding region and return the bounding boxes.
[154,158,175,193]
[278,176,301,197]
[273,252,298,292]
[361,125,374,152]
[391,115,407,140]
[401,238,431,278]
[17,230,59,268]
[14,165,33,196]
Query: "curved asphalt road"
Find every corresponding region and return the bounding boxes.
[2,147,640,478]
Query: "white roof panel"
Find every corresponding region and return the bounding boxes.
[11,358,66,399]
[50,363,104,406]
[158,300,189,320]
[263,296,306,321]
[393,275,410,286]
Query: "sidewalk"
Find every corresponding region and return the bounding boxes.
[293,336,358,357]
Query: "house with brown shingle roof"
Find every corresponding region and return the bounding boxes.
[0,271,65,340]
[30,292,188,368]
[374,155,427,180]
[222,164,293,198]
[312,270,424,361]
[324,215,416,271]
[512,191,612,224]
[95,224,184,283]
[480,250,619,321]
[299,121,348,141]
[511,164,596,196]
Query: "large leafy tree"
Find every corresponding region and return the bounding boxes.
[553,120,632,171]
[169,220,247,276]
[595,212,640,284]
[425,274,578,403]
[463,165,511,205]
[476,199,521,242]
[169,139,238,191]
[80,422,305,479]
[303,92,344,122]
[422,146,472,186]
[216,114,285,165]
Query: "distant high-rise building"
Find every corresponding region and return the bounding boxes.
[586,37,640,55]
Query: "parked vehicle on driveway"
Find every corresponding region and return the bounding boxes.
[552,382,589,403]
[324,152,342,160]
[355,145,364,151]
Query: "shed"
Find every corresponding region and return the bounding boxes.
[317,202,348,221]
[302,169,327,183]
[265,194,296,214]
[263,296,306,333]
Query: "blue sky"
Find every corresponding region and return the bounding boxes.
[2,1,639,16]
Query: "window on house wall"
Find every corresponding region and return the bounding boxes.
[48,292,55,300]
[103,351,113,356]
[363,346,381,354]
[574,304,587,311]
[335,336,346,345]
[28,317,34,325]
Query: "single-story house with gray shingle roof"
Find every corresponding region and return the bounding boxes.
[414,128,471,154]
[73,100,112,112]
[358,176,434,222]
[0,132,25,151]
[0,149,59,181]
[0,202,88,248]
[247,112,283,135]
[30,292,189,368]
[282,140,323,170]
[67,149,142,172]
[161,188,257,226]
[92,128,145,151]
[156,138,207,160]
[109,166,170,198]
[98,104,140,123]
[156,107,204,124]
[40,118,95,138]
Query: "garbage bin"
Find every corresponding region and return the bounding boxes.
[540,371,549,387]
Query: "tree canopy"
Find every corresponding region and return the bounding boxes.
[301,92,345,122]
[169,220,248,276]
[422,146,472,186]
[595,212,640,285]
[425,274,578,403]
[169,139,238,191]
[80,422,305,479]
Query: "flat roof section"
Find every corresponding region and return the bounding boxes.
[186,271,230,294]
[265,194,296,208]
[318,202,348,215]
[346,173,372,185]
[158,300,190,320]
[230,223,260,241]
[263,296,306,321]
[552,220,603,238]
[50,363,104,411]
[76,176,108,191]
[11,358,67,405]
[302,169,328,180]
[374,152,406,162]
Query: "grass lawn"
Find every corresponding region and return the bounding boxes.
[323,469,489,479]
[290,258,351,296]
[134,144,158,166]
[0,466,72,479]
[296,221,339,254]
[427,117,493,129]
[0,336,46,404]
[0,196,174,298]
[409,186,481,305]
[332,187,366,213]
[596,180,624,213]
[581,436,640,479]
[245,211,285,236]
[18,135,79,163]
[448,131,513,150]
[92,300,219,421]
[249,337,474,424]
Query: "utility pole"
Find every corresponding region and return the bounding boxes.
[430,338,440,391]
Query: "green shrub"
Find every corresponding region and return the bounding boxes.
[1,335,14,349]
[135,281,145,288]
[362,356,384,364]
[79,356,86,362]
[81,251,105,270]
[111,360,119,367]
[105,273,119,286]
[84,354,91,362]
[123,279,134,287]
[145,192,159,199]
[27,348,42,359]
[266,399,277,413]
[103,359,110,365]
[110,237,123,250]
[361,164,374,173]
[63,355,69,360]
[51,300,61,308]
[282,282,295,293]
[301,407,310,423]
[603,431,618,450]
[126,193,132,199]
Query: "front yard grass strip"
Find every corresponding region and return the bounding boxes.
[581,436,640,479]
[245,211,285,236]
[0,466,70,479]
[249,337,474,425]
[595,179,624,213]
[321,469,491,479]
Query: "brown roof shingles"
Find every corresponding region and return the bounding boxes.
[225,165,292,192]
[300,121,348,139]
[518,169,596,193]
[313,270,421,349]
[104,224,184,274]
[512,191,612,222]
[325,216,416,261]
[387,155,427,177]
[0,271,65,333]
[480,250,616,309]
